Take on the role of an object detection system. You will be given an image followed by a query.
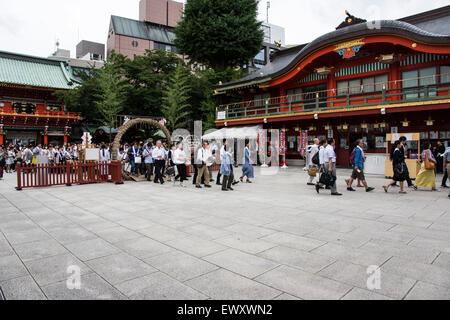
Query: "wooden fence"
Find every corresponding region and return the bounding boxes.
[16,161,123,190]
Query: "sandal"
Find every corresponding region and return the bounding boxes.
[383,186,388,193]
[399,191,407,194]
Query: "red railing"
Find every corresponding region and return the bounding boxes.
[16,161,123,190]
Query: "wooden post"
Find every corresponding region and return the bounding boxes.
[15,163,22,191]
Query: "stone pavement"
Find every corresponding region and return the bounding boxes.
[0,167,449,300]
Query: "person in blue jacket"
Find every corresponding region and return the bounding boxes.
[346,139,374,192]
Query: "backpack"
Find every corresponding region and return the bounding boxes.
[349,148,356,165]
[312,151,320,165]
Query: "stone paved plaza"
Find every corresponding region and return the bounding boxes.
[0,167,449,300]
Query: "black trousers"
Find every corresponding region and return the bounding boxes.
[154,160,165,183]
[442,169,448,186]
[176,164,187,182]
[216,171,222,184]
[145,163,153,181]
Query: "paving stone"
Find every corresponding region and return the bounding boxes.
[180,223,233,241]
[3,227,51,245]
[25,253,92,286]
[405,281,450,300]
[66,238,120,261]
[185,269,281,300]
[86,253,156,285]
[138,224,191,243]
[360,239,440,264]
[116,272,208,300]
[258,245,335,273]
[273,293,302,300]
[42,273,126,300]
[224,223,277,239]
[46,226,97,245]
[408,236,450,253]
[0,254,29,282]
[259,232,326,252]
[116,217,155,230]
[341,287,393,300]
[305,229,371,248]
[432,252,450,269]
[203,248,279,279]
[311,242,392,267]
[115,237,172,259]
[165,235,227,258]
[382,256,450,289]
[214,234,277,254]
[318,260,416,299]
[94,226,141,244]
[0,239,14,258]
[255,265,352,300]
[0,275,46,300]
[144,251,218,282]
[13,239,68,262]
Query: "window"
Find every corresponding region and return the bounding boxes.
[131,40,139,47]
[254,93,271,107]
[286,88,302,103]
[154,42,177,53]
[441,66,450,84]
[402,67,437,99]
[337,74,388,96]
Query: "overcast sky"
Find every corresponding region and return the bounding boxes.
[0,0,448,58]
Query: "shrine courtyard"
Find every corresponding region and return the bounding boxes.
[0,167,449,300]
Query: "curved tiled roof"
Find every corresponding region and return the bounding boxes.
[0,51,78,90]
[217,20,450,91]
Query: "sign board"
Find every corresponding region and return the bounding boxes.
[85,148,100,161]
[217,111,226,120]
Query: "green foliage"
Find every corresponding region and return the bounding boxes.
[174,0,264,71]
[161,64,192,131]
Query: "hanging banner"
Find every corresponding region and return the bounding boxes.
[298,131,302,152]
[257,129,265,154]
[279,130,287,155]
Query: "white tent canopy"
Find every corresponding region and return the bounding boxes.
[202,125,262,140]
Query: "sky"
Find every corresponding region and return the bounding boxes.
[0,0,448,58]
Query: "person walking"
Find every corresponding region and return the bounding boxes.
[443,147,450,198]
[0,146,5,179]
[435,140,445,174]
[346,139,374,192]
[174,142,187,187]
[383,140,408,194]
[220,146,235,191]
[307,138,320,186]
[216,139,227,185]
[196,142,212,188]
[5,146,15,173]
[142,143,153,181]
[399,136,414,187]
[316,138,341,196]
[414,142,437,191]
[240,139,254,183]
[152,140,166,184]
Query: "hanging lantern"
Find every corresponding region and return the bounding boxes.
[373,123,380,129]
[361,122,368,129]
[425,117,434,126]
[342,123,349,130]
[336,124,343,130]
[401,119,410,127]
[380,121,387,128]
[309,125,316,131]
[324,124,332,130]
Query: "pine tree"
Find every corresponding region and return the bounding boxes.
[161,64,192,131]
[174,0,264,71]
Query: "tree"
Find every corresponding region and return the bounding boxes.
[174,0,264,71]
[161,64,192,131]
[94,61,130,133]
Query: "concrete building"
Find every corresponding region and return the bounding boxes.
[50,41,105,70]
[107,0,183,59]
[76,40,105,61]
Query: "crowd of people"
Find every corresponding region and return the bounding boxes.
[1,136,449,199]
[305,136,450,198]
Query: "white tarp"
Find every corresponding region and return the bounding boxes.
[202,125,262,140]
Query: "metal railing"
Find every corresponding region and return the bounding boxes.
[216,73,450,120]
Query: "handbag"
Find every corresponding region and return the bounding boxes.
[134,156,142,164]
[308,167,318,177]
[424,151,435,170]
[166,166,175,176]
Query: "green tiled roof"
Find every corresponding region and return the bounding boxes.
[111,15,176,44]
[0,51,78,90]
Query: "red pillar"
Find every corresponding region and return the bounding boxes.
[0,125,4,146]
[64,127,68,144]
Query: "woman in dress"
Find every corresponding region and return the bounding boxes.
[414,142,437,191]
[240,139,254,183]
[383,141,407,194]
[5,146,15,173]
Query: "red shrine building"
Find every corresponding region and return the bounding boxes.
[214,7,450,166]
[0,51,81,146]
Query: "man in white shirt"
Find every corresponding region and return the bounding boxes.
[316,138,341,196]
[142,144,153,181]
[196,141,211,188]
[307,138,320,185]
[152,140,166,184]
[216,139,227,185]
